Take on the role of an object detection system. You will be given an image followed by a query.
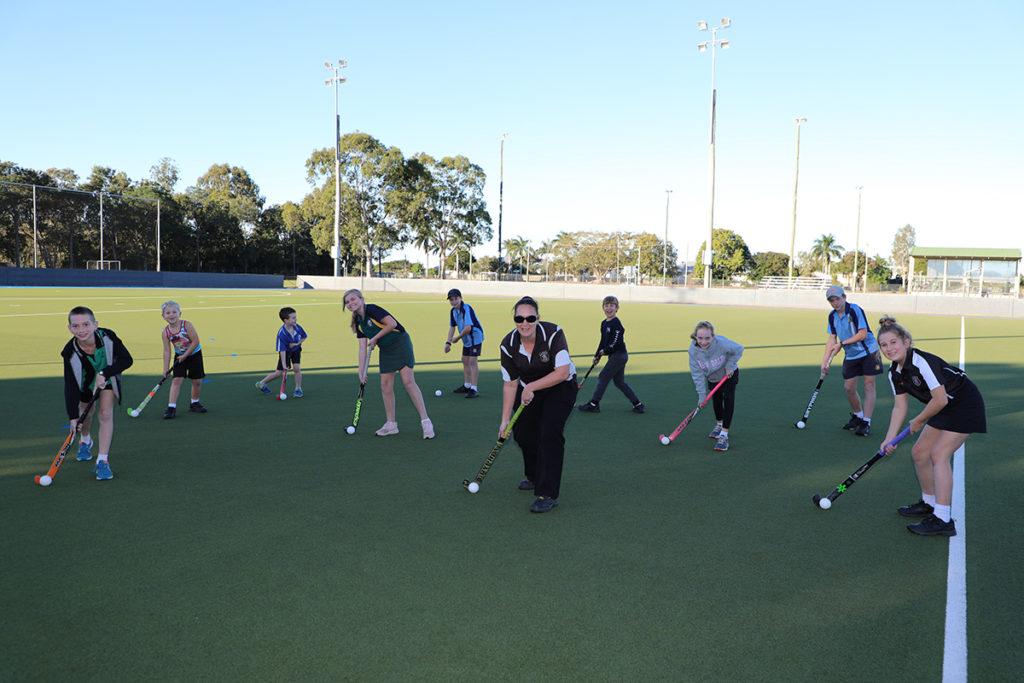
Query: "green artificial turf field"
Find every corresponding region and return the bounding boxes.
[1,287,1021,681]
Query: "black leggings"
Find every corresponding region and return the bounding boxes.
[709,369,739,430]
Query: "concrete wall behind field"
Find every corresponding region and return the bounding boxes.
[297,274,1024,319]
[1,267,283,289]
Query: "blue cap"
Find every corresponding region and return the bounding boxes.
[825,285,845,300]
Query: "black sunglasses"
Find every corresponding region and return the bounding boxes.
[513,315,537,323]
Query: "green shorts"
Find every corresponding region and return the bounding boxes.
[379,334,416,374]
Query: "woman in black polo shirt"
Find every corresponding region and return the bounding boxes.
[499,297,577,513]
[877,316,986,537]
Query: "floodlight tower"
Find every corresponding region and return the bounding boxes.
[498,133,509,273]
[325,59,347,277]
[853,186,863,292]
[698,17,730,289]
[788,117,807,280]
[663,190,673,284]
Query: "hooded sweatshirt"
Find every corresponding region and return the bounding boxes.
[688,335,744,403]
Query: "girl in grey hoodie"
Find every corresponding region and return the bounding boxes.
[688,321,744,451]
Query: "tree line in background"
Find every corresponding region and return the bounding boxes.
[0,131,491,278]
[1,136,915,285]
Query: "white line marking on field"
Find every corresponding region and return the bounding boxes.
[942,316,967,683]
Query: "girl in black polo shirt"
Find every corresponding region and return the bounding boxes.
[499,297,577,513]
[877,316,986,537]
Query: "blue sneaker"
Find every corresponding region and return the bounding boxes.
[92,460,113,480]
[293,387,303,398]
[256,381,271,394]
[76,441,92,461]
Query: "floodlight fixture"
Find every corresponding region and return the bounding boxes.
[696,17,732,289]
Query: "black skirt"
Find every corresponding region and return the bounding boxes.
[927,379,986,434]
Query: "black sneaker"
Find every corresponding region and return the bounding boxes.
[163,406,176,420]
[897,500,935,518]
[530,496,559,513]
[907,514,956,537]
[517,479,535,491]
[465,388,479,399]
[842,414,863,430]
[577,401,600,413]
[855,420,870,436]
[632,402,645,414]
[453,385,469,394]
[189,402,207,413]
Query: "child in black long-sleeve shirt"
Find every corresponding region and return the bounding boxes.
[61,306,133,480]
[577,296,644,414]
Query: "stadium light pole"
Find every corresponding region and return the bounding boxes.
[663,190,672,284]
[698,17,730,289]
[853,186,863,292]
[788,117,806,281]
[498,132,509,275]
[325,59,347,277]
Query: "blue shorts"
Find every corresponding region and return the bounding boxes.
[842,350,883,380]
[462,344,482,358]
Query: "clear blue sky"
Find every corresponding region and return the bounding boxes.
[3,1,1021,265]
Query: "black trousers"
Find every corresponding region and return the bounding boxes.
[590,351,639,404]
[513,380,577,499]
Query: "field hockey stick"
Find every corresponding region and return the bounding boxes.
[35,390,101,486]
[577,355,601,390]
[347,347,373,433]
[462,403,526,491]
[659,375,729,445]
[795,350,838,428]
[278,362,288,400]
[127,373,171,417]
[812,426,912,509]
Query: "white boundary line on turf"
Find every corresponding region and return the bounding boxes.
[942,316,968,683]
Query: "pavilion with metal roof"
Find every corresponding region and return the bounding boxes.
[908,247,1021,297]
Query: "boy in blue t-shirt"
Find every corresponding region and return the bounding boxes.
[821,285,883,436]
[444,288,484,398]
[256,307,308,397]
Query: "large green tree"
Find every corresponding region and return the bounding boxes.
[184,164,264,272]
[694,229,754,281]
[306,133,409,276]
[408,154,492,280]
[751,251,792,280]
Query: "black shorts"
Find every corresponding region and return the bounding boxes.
[927,380,987,434]
[842,350,883,380]
[78,382,114,403]
[277,348,301,370]
[173,350,206,379]
[462,344,482,358]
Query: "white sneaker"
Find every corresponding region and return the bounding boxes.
[375,422,399,436]
[421,418,435,439]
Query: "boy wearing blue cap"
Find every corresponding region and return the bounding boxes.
[822,285,883,436]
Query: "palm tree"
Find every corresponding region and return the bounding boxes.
[503,236,530,276]
[540,239,556,280]
[811,233,844,277]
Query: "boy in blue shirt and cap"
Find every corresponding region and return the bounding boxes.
[822,285,883,436]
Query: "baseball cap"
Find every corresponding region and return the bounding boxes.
[825,285,845,300]
[446,288,462,299]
